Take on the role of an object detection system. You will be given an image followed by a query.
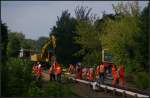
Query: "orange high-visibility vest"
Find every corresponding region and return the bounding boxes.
[52,62,56,70]
[34,66,38,74]
[48,67,52,74]
[68,64,74,73]
[76,68,82,79]
[37,67,42,76]
[100,64,104,73]
[96,66,100,75]
[118,66,124,78]
[87,70,94,81]
[55,66,62,74]
[112,67,118,80]
[82,68,87,75]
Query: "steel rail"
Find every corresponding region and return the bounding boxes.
[68,76,150,98]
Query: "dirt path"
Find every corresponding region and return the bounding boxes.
[41,71,50,81]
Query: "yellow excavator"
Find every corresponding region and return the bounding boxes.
[31,34,56,63]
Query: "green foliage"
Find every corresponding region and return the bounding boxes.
[35,36,49,53]
[2,57,74,97]
[133,72,149,89]
[1,22,8,63]
[101,1,149,88]
[101,1,143,71]
[112,1,140,16]
[6,31,36,58]
[26,81,42,96]
[43,81,73,97]
[75,6,92,21]
[1,58,34,96]
[1,22,8,95]
[138,2,149,71]
[51,10,80,65]
[7,37,20,57]
[81,50,101,67]
[7,32,25,57]
[1,3,149,96]
[74,8,102,66]
[21,39,36,49]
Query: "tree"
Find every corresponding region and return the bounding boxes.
[1,21,8,96]
[35,36,49,53]
[75,6,92,21]
[101,1,149,88]
[74,6,102,66]
[138,2,149,71]
[21,39,36,49]
[75,5,97,23]
[75,21,102,66]
[1,21,8,63]
[51,10,80,65]
[7,32,24,57]
[102,1,142,71]
[2,58,34,96]
[112,1,140,17]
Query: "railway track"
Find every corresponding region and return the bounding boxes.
[41,71,150,98]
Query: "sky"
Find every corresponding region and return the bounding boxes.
[1,1,149,40]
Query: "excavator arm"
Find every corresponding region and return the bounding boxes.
[40,35,56,60]
[40,35,56,62]
[31,35,56,62]
[40,38,51,60]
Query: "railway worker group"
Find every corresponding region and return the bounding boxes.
[68,62,125,88]
[32,61,62,82]
[32,61,125,88]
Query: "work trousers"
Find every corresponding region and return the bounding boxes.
[50,72,55,81]
[99,72,104,83]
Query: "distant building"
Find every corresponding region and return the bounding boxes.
[19,48,34,58]
[102,49,113,63]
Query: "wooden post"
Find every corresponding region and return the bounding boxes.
[113,89,116,96]
[104,86,107,93]
[122,91,126,98]
[135,94,138,98]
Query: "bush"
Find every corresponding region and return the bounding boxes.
[43,81,74,97]
[2,57,74,97]
[2,57,34,96]
[133,71,149,89]
[26,81,42,96]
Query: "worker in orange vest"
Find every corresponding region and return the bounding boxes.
[68,64,71,73]
[32,64,37,74]
[82,67,88,80]
[111,64,119,87]
[48,66,53,80]
[37,67,42,77]
[117,64,125,88]
[36,62,42,80]
[48,61,56,81]
[75,63,82,79]
[68,64,75,74]
[95,65,100,82]
[55,63,62,81]
[98,62,105,84]
[32,64,39,80]
[86,68,94,81]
